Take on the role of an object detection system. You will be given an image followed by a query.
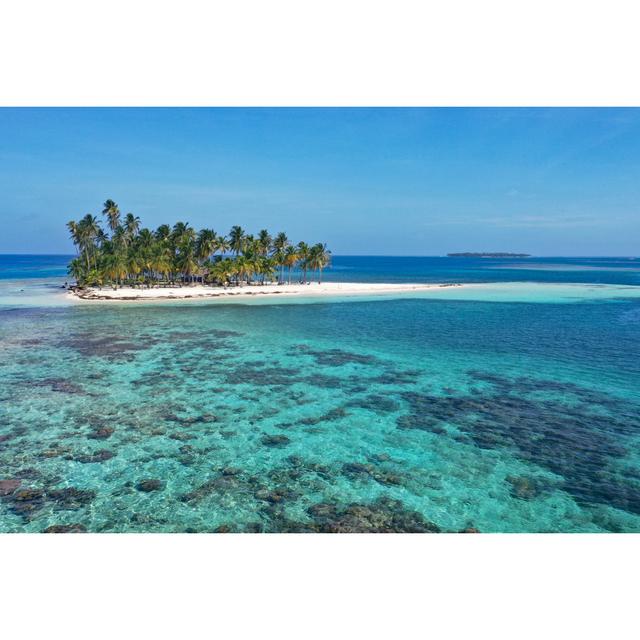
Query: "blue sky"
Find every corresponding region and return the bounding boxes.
[0,107,638,255]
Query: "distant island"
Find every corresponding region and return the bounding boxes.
[447,252,531,258]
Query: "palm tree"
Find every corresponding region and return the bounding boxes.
[103,251,128,288]
[297,241,310,284]
[283,245,299,285]
[257,256,276,284]
[111,226,127,250]
[272,232,288,283]
[176,238,198,284]
[258,229,272,256]
[134,229,154,283]
[209,258,233,286]
[84,269,104,287]
[67,256,85,284]
[67,220,81,255]
[124,213,141,243]
[196,228,216,264]
[78,214,102,271]
[155,224,171,242]
[195,229,218,284]
[137,227,154,248]
[309,243,332,283]
[215,234,230,257]
[150,243,172,284]
[229,225,245,256]
[171,222,190,245]
[234,255,251,286]
[102,199,121,234]
[127,252,143,286]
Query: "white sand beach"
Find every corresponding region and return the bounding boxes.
[68,281,462,302]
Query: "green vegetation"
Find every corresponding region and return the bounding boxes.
[67,199,331,288]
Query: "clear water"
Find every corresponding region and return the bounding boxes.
[1,255,639,532]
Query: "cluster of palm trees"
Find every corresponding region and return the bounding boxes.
[67,200,331,289]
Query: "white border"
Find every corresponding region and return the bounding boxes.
[2,534,638,639]
[2,0,640,106]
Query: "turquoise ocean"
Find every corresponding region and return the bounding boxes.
[1,255,640,532]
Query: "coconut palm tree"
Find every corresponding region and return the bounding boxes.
[103,251,128,288]
[67,220,81,255]
[102,200,121,235]
[127,253,143,286]
[229,225,245,256]
[67,256,85,284]
[124,213,141,243]
[297,241,310,284]
[257,256,277,284]
[171,221,190,244]
[283,245,299,285]
[150,243,172,284]
[78,214,102,271]
[258,229,272,256]
[309,243,332,283]
[196,229,218,283]
[155,224,171,242]
[209,258,234,286]
[234,255,251,286]
[215,234,230,257]
[196,229,216,277]
[176,238,198,284]
[272,232,288,283]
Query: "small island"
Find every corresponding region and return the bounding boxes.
[67,199,331,289]
[66,199,457,301]
[447,252,531,258]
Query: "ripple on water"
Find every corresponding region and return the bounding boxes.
[1,296,640,532]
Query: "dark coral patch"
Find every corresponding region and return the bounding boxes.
[57,332,162,362]
[506,475,553,500]
[8,488,45,518]
[371,370,421,385]
[73,449,115,463]
[31,378,87,395]
[0,479,21,496]
[261,434,290,447]
[302,373,344,389]
[342,462,403,486]
[398,373,640,515]
[224,365,299,387]
[47,487,96,509]
[347,394,400,413]
[180,474,244,503]
[291,344,380,366]
[88,426,115,440]
[43,523,87,533]
[136,479,165,492]
[255,487,298,504]
[305,497,440,533]
[299,407,348,426]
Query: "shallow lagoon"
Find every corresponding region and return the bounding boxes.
[1,274,640,532]
[2,256,640,532]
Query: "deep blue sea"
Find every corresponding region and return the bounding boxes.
[1,255,639,532]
